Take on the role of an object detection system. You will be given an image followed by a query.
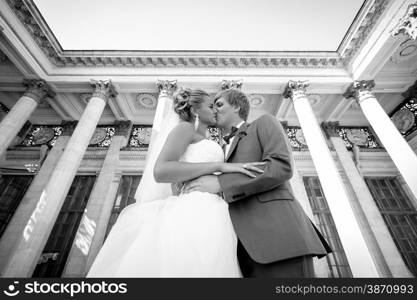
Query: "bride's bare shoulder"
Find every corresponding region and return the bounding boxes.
[170,121,194,136]
[166,121,195,142]
[173,121,194,130]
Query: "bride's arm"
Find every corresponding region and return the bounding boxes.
[154,122,263,183]
[153,122,223,183]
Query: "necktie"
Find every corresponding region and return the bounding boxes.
[223,126,239,144]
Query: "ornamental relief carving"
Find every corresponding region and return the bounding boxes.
[89,128,108,145]
[248,95,265,108]
[390,39,417,64]
[32,127,55,145]
[346,129,368,146]
[136,94,157,110]
[391,108,415,134]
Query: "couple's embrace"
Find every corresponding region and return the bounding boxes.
[87,88,331,278]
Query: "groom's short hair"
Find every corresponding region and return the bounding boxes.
[214,89,250,121]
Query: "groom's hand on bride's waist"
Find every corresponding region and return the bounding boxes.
[182,175,222,194]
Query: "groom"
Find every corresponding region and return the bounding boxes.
[183,89,331,277]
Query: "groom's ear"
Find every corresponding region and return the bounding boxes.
[233,105,241,114]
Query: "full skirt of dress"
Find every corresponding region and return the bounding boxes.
[87,191,242,277]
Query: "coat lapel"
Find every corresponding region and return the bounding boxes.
[225,122,249,161]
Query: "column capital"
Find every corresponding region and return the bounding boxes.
[282,80,310,100]
[22,79,56,104]
[221,79,243,90]
[61,120,78,136]
[343,80,375,103]
[322,121,341,138]
[114,120,133,138]
[156,79,177,97]
[392,3,417,40]
[402,80,417,100]
[90,79,118,102]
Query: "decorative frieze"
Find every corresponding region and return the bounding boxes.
[127,125,152,150]
[343,127,381,149]
[89,127,115,147]
[22,79,56,104]
[284,126,309,151]
[322,122,382,150]
[20,125,63,147]
[286,123,381,151]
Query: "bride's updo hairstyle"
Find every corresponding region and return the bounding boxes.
[173,88,209,122]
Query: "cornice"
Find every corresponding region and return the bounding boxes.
[4,0,389,70]
[338,0,390,65]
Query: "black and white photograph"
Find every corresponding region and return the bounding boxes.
[0,0,416,298]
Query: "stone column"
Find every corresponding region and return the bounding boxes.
[147,80,177,153]
[0,79,55,158]
[1,80,116,277]
[0,121,75,274]
[344,80,417,200]
[62,121,132,277]
[132,80,177,205]
[283,80,378,277]
[323,122,413,277]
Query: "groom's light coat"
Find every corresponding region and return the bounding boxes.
[219,114,331,264]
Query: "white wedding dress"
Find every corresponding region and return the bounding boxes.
[87,139,242,277]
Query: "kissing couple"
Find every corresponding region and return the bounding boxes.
[87,88,331,278]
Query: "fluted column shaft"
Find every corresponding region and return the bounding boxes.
[284,80,378,277]
[1,80,116,277]
[344,80,417,199]
[0,80,55,158]
[62,121,132,277]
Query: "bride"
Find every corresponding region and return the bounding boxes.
[87,88,264,277]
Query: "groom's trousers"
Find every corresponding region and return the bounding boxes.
[237,240,315,278]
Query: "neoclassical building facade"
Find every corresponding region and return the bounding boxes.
[0,0,416,277]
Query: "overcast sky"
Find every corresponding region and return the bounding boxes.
[34,0,364,51]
